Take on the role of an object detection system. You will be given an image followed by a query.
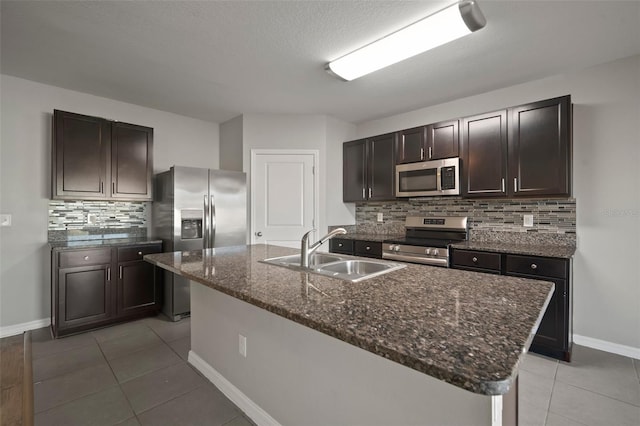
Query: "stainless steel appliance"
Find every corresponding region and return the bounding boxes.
[396,157,461,197]
[153,166,247,320]
[382,216,468,267]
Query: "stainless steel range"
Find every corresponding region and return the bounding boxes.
[382,216,468,267]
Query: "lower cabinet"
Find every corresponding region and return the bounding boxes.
[329,238,383,259]
[450,249,572,361]
[52,243,162,337]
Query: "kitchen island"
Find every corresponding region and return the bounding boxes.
[145,244,554,426]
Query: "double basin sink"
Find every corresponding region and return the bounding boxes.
[261,253,406,282]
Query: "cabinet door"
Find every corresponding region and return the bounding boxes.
[509,96,571,197]
[117,260,159,316]
[368,133,396,201]
[428,119,459,160]
[53,110,110,199]
[397,127,426,164]
[461,110,508,197]
[111,122,153,200]
[343,140,367,202]
[57,264,113,330]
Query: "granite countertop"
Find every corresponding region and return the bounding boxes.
[145,244,554,396]
[334,233,404,242]
[450,241,576,259]
[49,237,163,250]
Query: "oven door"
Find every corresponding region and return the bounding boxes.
[395,158,460,197]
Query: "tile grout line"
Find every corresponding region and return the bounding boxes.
[552,377,640,408]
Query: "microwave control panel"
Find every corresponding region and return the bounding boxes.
[441,166,457,190]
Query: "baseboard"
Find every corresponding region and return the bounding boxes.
[0,318,50,338]
[574,334,640,360]
[188,350,282,426]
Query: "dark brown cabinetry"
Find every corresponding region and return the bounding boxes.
[52,110,153,201]
[509,96,571,197]
[450,249,572,361]
[52,243,162,337]
[343,134,396,202]
[461,96,571,198]
[329,239,383,259]
[396,120,459,164]
[461,110,509,197]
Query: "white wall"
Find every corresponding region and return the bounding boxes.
[326,116,357,226]
[354,55,640,353]
[220,115,243,172]
[0,75,219,330]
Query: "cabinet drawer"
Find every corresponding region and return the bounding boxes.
[118,244,162,262]
[451,249,501,272]
[354,241,382,258]
[59,248,112,268]
[330,238,354,255]
[506,255,567,279]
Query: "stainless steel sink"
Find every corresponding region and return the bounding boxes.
[314,260,405,282]
[262,253,344,268]
[261,254,405,282]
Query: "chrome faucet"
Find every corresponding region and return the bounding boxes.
[300,228,347,268]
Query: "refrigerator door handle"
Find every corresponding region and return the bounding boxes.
[204,195,210,249]
[210,195,216,248]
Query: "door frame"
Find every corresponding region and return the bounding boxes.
[250,149,320,245]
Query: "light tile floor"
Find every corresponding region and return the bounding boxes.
[29,316,254,426]
[19,316,640,426]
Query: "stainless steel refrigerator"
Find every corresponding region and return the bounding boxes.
[153,166,247,321]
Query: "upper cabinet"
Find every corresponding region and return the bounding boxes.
[53,110,153,201]
[461,96,571,198]
[343,134,396,202]
[461,110,508,198]
[396,119,460,164]
[508,96,571,197]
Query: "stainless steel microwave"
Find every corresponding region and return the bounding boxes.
[396,158,461,197]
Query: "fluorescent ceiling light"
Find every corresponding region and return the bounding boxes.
[326,1,486,81]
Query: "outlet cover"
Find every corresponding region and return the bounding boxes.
[0,214,11,227]
[377,212,383,222]
[87,213,98,224]
[523,214,534,227]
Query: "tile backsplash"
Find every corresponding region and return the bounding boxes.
[353,197,576,244]
[48,200,148,240]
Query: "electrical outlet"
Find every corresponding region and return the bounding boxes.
[523,214,534,227]
[239,334,247,357]
[0,214,11,227]
[87,213,98,225]
[377,212,383,222]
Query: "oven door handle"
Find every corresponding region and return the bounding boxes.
[382,252,449,266]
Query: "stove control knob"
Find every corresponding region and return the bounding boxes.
[425,248,431,255]
[393,245,400,252]
[431,249,438,256]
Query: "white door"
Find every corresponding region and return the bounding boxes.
[251,150,318,248]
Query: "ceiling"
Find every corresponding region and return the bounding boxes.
[2,1,639,124]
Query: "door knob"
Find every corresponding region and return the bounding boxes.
[255,232,263,237]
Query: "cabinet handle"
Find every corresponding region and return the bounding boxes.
[119,266,123,279]
[501,178,505,193]
[366,246,371,250]
[107,267,111,281]
[83,255,89,261]
[428,146,432,159]
[362,188,365,199]
[368,188,372,198]
[138,251,143,256]
[472,257,478,263]
[100,182,103,193]
[420,147,424,160]
[514,177,518,193]
[530,263,538,270]
[112,182,116,194]
[338,243,343,247]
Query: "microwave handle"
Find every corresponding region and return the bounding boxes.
[436,168,442,192]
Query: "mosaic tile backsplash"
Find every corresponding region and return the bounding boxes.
[353,198,576,244]
[48,201,148,241]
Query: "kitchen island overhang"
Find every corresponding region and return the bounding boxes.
[145,244,554,425]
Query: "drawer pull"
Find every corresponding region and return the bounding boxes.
[84,256,89,261]
[366,246,371,250]
[531,263,538,270]
[472,257,478,263]
[338,243,343,247]
[138,251,143,255]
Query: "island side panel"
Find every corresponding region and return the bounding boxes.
[189,282,495,426]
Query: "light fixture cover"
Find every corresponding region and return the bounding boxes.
[326,1,486,81]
